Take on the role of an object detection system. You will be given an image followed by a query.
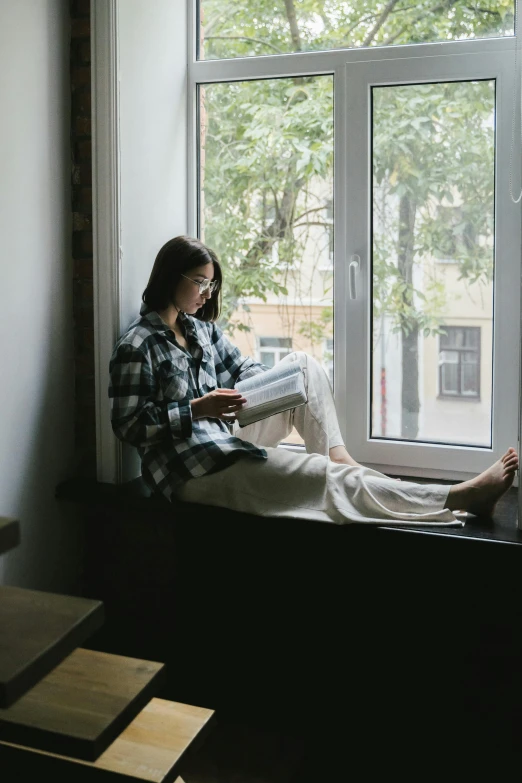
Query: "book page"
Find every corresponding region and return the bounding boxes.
[235,370,307,427]
[239,373,301,410]
[235,363,301,395]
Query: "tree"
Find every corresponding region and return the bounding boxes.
[200,0,513,60]
[199,0,506,436]
[201,75,333,333]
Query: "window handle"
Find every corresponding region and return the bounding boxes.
[349,255,360,300]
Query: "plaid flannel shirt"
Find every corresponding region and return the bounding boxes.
[109,304,268,500]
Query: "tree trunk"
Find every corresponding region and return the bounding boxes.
[397,193,420,439]
[284,0,302,51]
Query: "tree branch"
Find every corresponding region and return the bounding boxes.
[346,12,382,37]
[205,35,284,54]
[465,5,501,14]
[345,5,418,41]
[293,221,332,229]
[363,0,403,47]
[284,0,303,52]
[242,175,305,269]
[294,206,330,223]
[382,0,460,46]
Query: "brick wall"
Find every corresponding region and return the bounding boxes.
[70,0,95,476]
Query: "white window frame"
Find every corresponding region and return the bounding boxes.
[188,10,521,482]
[92,0,122,484]
[342,49,520,478]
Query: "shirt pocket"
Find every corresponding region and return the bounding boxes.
[157,356,190,401]
[199,342,217,391]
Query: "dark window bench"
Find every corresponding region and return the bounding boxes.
[56,477,522,760]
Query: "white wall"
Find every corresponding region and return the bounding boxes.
[118,0,188,480]
[119,0,188,327]
[0,0,81,591]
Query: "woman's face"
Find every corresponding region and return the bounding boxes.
[174,262,215,314]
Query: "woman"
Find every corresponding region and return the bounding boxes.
[109,235,518,527]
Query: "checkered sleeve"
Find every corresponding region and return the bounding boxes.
[109,342,192,446]
[210,323,266,387]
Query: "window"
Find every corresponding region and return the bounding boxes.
[198,75,333,392]
[197,1,514,60]
[439,327,481,399]
[259,337,292,369]
[190,2,521,478]
[370,78,494,447]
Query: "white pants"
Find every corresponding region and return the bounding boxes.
[177,352,460,527]
[234,351,345,454]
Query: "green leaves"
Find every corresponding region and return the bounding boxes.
[200,0,514,60]
[201,3,498,358]
[201,74,334,331]
[372,79,494,339]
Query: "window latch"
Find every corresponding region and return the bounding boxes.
[349,255,360,300]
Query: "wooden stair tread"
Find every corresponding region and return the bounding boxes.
[0,648,166,760]
[0,586,104,708]
[0,698,214,782]
[0,518,20,557]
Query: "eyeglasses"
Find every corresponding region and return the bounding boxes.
[181,273,218,296]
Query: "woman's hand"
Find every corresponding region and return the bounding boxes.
[191,388,247,421]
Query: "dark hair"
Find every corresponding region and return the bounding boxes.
[142,235,222,321]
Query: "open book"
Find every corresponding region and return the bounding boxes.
[235,363,307,427]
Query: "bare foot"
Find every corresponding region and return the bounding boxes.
[447,447,519,517]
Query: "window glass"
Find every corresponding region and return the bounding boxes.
[198,1,514,61]
[199,76,333,434]
[199,76,333,446]
[371,81,493,447]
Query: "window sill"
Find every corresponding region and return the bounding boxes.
[280,445,521,544]
[436,394,481,402]
[379,483,521,545]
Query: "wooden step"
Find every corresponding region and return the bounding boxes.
[0,586,104,707]
[0,518,20,556]
[0,698,214,782]
[0,648,166,761]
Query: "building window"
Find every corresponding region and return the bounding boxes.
[439,327,480,399]
[258,337,292,368]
